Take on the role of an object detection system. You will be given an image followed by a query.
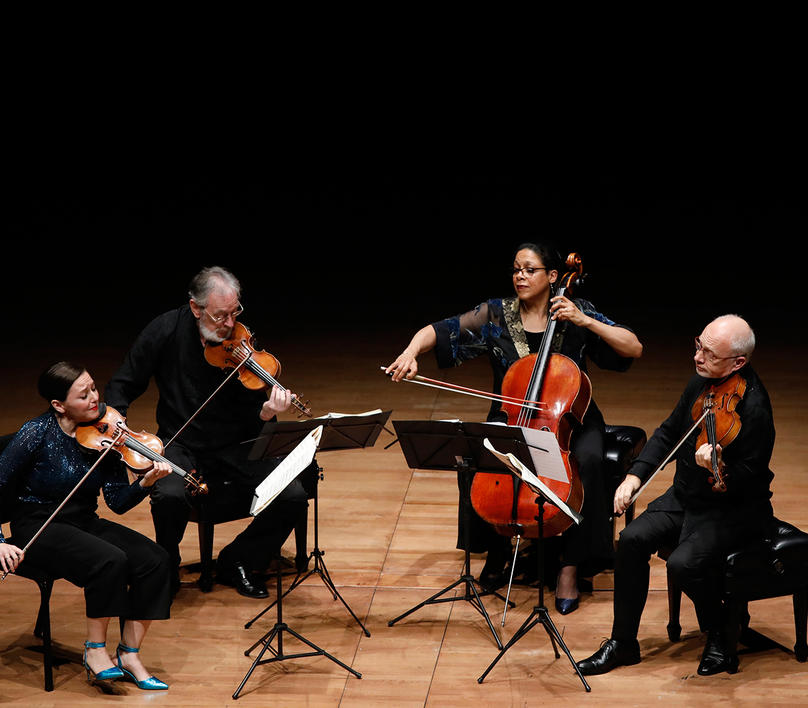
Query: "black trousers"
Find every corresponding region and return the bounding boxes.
[12,504,171,620]
[152,442,314,575]
[612,502,768,643]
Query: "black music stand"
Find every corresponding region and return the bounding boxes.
[243,411,390,639]
[475,437,591,692]
[387,420,543,650]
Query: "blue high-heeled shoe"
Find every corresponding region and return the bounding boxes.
[83,641,124,682]
[116,643,169,690]
[555,596,580,615]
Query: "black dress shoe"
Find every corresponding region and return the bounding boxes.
[697,631,739,676]
[478,569,509,592]
[576,638,641,676]
[217,564,269,599]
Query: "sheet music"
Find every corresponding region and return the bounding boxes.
[515,427,570,483]
[251,425,323,516]
[314,409,383,419]
[483,437,583,526]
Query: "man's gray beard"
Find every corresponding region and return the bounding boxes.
[199,320,228,344]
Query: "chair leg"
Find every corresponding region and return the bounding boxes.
[294,511,308,572]
[35,578,55,692]
[666,567,682,642]
[198,521,215,592]
[794,587,808,662]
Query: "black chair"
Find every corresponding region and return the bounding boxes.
[603,424,647,529]
[660,517,808,662]
[2,534,60,692]
[187,480,309,592]
[3,430,62,691]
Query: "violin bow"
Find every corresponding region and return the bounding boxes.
[1,429,125,581]
[618,408,708,514]
[164,358,248,450]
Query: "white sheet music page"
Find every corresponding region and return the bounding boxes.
[251,425,323,516]
[516,427,570,484]
[482,437,583,526]
[314,409,382,419]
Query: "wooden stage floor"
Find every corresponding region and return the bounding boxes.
[1,321,806,707]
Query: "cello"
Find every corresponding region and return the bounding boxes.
[470,253,590,539]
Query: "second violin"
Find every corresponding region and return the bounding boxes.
[204,321,312,418]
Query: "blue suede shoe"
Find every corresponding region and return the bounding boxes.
[116,643,169,690]
[83,641,124,682]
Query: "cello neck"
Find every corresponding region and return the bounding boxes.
[523,284,565,408]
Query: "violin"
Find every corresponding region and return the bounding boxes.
[204,321,311,418]
[691,372,747,492]
[470,253,589,539]
[75,404,208,495]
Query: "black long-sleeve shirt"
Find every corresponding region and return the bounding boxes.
[630,364,775,513]
[104,305,267,453]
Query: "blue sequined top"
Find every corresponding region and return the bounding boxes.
[0,412,149,542]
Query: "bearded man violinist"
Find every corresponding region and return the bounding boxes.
[105,266,315,599]
[576,314,775,677]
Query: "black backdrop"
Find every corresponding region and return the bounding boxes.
[5,170,804,362]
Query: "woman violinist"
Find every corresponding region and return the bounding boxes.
[0,362,172,689]
[386,242,643,614]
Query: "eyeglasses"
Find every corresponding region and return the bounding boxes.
[512,267,547,277]
[694,337,741,364]
[203,302,244,324]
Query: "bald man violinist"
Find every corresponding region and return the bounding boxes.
[105,266,316,599]
[576,314,776,677]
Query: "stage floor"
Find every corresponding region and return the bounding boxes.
[1,322,806,706]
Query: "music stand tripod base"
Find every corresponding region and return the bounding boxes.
[387,457,509,651]
[233,557,361,699]
[243,413,390,639]
[244,464,371,638]
[476,497,590,692]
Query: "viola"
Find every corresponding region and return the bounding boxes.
[204,321,311,418]
[470,253,589,539]
[75,404,208,495]
[691,372,747,492]
[624,372,748,512]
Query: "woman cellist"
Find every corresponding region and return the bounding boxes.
[0,362,172,689]
[386,242,643,614]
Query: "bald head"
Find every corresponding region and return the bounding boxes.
[708,315,755,358]
[694,315,754,379]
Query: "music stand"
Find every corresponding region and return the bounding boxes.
[475,436,591,692]
[387,420,543,649]
[243,411,391,638]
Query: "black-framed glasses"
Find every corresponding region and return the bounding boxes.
[203,302,244,324]
[512,266,547,277]
[694,337,741,364]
